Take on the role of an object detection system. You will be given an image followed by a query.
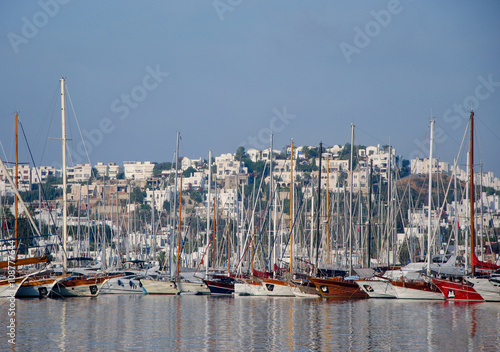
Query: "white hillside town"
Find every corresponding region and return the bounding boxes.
[2,139,499,274]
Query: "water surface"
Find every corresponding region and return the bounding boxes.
[2,295,500,351]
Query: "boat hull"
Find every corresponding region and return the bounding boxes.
[203,279,234,295]
[17,276,63,298]
[309,277,369,299]
[49,276,108,297]
[234,279,267,296]
[0,276,28,297]
[179,281,211,295]
[100,276,143,294]
[140,279,179,295]
[465,277,500,302]
[292,280,320,298]
[390,280,445,300]
[262,278,297,297]
[431,278,484,302]
[356,278,397,299]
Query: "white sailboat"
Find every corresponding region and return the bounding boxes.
[141,132,182,295]
[48,78,113,298]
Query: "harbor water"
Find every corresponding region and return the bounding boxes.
[2,295,500,351]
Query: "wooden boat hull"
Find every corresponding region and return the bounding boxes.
[49,276,108,297]
[431,278,484,302]
[309,277,369,299]
[203,279,234,295]
[17,276,64,298]
[0,276,29,297]
[140,278,179,295]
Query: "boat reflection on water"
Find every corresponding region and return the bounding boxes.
[12,296,500,351]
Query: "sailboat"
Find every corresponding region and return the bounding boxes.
[0,112,55,297]
[175,173,209,295]
[357,120,445,300]
[140,132,182,295]
[259,140,302,297]
[47,78,113,298]
[432,111,487,301]
[99,270,143,295]
[308,127,370,299]
[388,119,443,300]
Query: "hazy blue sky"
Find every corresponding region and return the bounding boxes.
[1,1,499,176]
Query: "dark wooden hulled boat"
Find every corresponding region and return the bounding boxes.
[49,275,112,297]
[202,275,236,295]
[309,277,369,299]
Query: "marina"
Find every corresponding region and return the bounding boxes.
[2,2,500,350]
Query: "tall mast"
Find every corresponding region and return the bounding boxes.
[14,112,19,261]
[127,182,131,263]
[367,160,373,268]
[227,217,231,273]
[386,145,392,266]
[206,150,211,276]
[315,143,322,270]
[289,140,294,274]
[469,111,476,277]
[102,177,107,269]
[336,179,340,266]
[170,131,180,277]
[116,182,120,267]
[326,151,330,264]
[479,165,484,260]
[426,119,434,276]
[349,124,354,275]
[176,174,183,282]
[272,152,277,274]
[453,158,458,258]
[310,177,315,267]
[152,181,155,269]
[269,134,273,267]
[61,78,68,274]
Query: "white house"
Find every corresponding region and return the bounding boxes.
[31,165,56,184]
[123,161,155,180]
[410,158,450,175]
[66,163,92,183]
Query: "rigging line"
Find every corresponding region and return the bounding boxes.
[475,116,500,143]
[65,85,93,166]
[252,173,283,270]
[428,121,470,255]
[0,141,9,166]
[411,123,431,167]
[473,123,484,168]
[234,184,271,273]
[36,83,59,165]
[433,120,463,147]
[279,197,305,265]
[39,98,58,165]
[8,121,15,164]
[355,125,388,147]
[18,120,60,232]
